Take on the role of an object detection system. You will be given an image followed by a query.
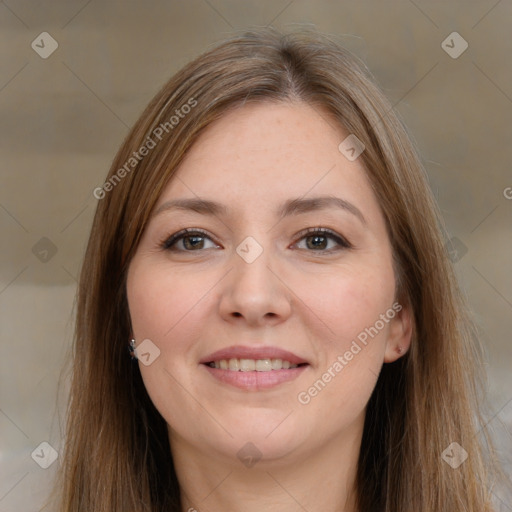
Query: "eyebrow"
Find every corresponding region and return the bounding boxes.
[153,195,366,225]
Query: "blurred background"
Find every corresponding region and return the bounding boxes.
[0,1,511,510]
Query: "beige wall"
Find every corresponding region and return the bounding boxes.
[1,1,511,509]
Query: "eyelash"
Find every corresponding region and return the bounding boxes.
[160,227,352,254]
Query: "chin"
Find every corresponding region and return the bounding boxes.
[219,414,311,464]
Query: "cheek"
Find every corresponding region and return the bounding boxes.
[292,263,394,407]
[127,260,210,341]
[288,261,396,347]
[126,261,206,384]
[127,262,218,429]
[294,267,395,424]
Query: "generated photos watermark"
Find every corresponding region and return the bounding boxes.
[93,97,198,200]
[297,301,402,405]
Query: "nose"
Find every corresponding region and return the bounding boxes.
[218,239,292,327]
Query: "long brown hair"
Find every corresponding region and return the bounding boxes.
[50,27,506,511]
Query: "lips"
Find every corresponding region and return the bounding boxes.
[199,345,309,366]
[199,345,310,390]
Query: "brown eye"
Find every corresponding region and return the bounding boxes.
[294,228,351,252]
[162,229,219,251]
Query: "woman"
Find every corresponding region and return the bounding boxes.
[51,27,506,511]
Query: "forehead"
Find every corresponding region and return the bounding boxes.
[176,101,349,178]
[155,101,381,224]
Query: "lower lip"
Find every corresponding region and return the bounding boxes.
[201,364,308,390]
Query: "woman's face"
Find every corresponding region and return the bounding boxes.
[126,101,411,466]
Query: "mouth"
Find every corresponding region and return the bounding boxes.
[205,357,308,371]
[199,346,310,390]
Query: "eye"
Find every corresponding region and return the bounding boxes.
[160,227,352,253]
[161,228,219,252]
[293,227,352,252]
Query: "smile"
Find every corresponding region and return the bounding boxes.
[206,358,304,371]
[199,345,310,390]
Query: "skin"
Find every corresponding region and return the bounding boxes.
[126,101,412,512]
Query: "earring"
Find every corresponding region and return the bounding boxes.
[129,339,137,360]
[396,345,404,355]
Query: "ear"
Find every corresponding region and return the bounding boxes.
[383,301,413,363]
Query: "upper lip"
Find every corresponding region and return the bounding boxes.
[200,346,309,365]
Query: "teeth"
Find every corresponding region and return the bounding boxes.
[271,358,282,370]
[209,358,299,371]
[255,359,272,372]
[240,359,255,371]
[228,358,239,371]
